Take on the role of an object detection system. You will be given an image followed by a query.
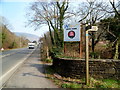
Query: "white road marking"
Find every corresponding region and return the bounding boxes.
[0,48,35,89]
[0,52,17,58]
[0,48,28,58]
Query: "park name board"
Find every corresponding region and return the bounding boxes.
[64,22,80,42]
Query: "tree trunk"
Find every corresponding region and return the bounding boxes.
[56,1,68,48]
[91,32,95,52]
[48,21,55,46]
[54,28,60,47]
[91,32,96,58]
[92,37,95,53]
[59,16,64,48]
[114,40,119,60]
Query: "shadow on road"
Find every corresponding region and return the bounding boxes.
[20,48,52,78]
[22,72,45,78]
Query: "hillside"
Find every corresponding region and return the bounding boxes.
[0,25,30,50]
[14,32,39,42]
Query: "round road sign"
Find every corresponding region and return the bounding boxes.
[68,31,75,38]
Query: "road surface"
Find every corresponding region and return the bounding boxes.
[0,46,57,88]
[1,48,35,75]
[0,47,35,88]
[3,47,57,88]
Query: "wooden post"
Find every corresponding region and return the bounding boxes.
[85,30,89,85]
[80,24,83,58]
[64,42,66,54]
[46,46,49,59]
[85,25,98,85]
[79,42,81,58]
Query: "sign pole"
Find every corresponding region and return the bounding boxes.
[80,24,83,58]
[85,25,98,85]
[64,42,66,54]
[85,30,89,85]
[79,42,81,58]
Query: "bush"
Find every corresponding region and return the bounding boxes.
[44,58,53,63]
[49,47,63,58]
[89,52,100,59]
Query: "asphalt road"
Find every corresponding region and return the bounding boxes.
[3,47,57,88]
[0,47,35,76]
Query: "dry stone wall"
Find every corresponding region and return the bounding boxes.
[53,58,120,79]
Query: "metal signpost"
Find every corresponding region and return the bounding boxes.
[85,25,98,85]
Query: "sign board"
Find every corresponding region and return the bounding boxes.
[64,22,80,41]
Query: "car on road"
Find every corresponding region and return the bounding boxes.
[28,43,35,49]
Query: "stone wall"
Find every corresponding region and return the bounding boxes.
[53,58,120,79]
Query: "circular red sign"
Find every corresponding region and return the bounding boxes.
[68,31,75,38]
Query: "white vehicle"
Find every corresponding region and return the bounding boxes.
[28,43,35,49]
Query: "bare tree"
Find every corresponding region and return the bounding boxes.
[99,0,120,17]
[27,0,69,49]
[76,0,108,53]
[109,0,120,17]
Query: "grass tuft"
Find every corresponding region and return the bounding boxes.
[61,83,82,88]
